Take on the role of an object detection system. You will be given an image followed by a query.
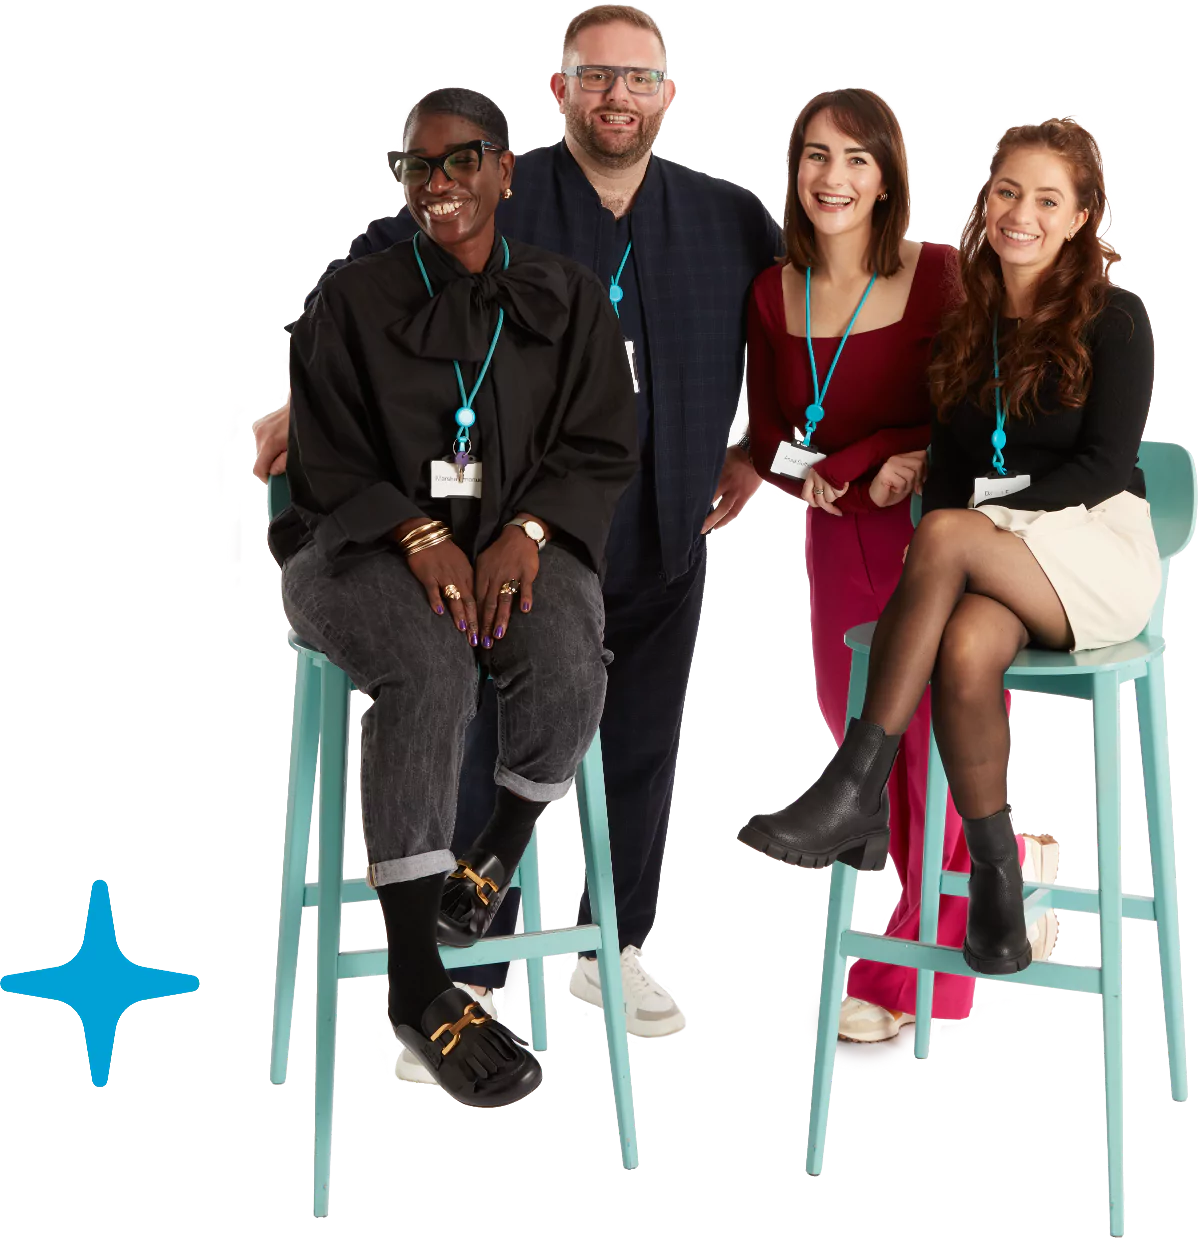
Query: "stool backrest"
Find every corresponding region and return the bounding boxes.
[267,473,292,522]
[910,440,1195,640]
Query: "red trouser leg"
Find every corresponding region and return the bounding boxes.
[804,502,1020,1019]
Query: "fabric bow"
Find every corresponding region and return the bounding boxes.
[390,249,571,362]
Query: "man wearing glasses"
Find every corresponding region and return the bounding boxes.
[254,4,779,1056]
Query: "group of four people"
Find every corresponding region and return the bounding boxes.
[258,4,1158,1104]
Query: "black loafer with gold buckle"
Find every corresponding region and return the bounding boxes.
[393,987,542,1107]
[437,854,511,947]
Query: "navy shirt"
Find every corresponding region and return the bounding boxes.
[303,141,781,581]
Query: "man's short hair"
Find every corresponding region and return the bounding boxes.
[562,5,666,61]
[403,87,509,150]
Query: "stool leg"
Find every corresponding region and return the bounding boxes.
[807,649,868,1176]
[1094,672,1124,1237]
[914,731,948,1059]
[270,652,322,1085]
[516,828,549,1052]
[1135,656,1188,1102]
[577,735,638,1170]
[313,664,350,1219]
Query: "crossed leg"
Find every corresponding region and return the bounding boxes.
[862,509,1073,752]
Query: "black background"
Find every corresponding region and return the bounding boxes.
[7,9,1189,1228]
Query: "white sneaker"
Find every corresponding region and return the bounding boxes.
[1021,834,1061,961]
[838,997,915,1043]
[394,983,497,1084]
[569,946,686,1037]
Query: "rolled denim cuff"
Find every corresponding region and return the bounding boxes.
[494,764,574,803]
[366,849,456,889]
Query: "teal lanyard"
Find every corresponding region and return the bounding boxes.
[802,265,877,446]
[609,241,632,318]
[991,318,1009,476]
[412,232,509,461]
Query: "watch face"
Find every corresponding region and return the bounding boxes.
[524,521,545,542]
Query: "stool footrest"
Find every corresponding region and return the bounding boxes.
[938,872,1156,921]
[839,931,1102,993]
[303,872,524,908]
[335,925,603,979]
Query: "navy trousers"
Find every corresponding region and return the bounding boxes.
[447,544,707,988]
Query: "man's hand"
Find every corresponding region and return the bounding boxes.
[702,446,762,534]
[253,398,291,482]
[868,450,927,509]
[800,469,849,516]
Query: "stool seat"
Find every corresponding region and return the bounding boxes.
[845,621,1164,677]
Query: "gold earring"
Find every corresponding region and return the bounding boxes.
[502,188,513,199]
[877,192,888,202]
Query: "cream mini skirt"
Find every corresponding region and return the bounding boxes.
[976,491,1161,652]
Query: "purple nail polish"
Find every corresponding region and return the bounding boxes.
[521,601,531,613]
[436,606,444,615]
[469,632,478,646]
[495,625,504,639]
[482,636,492,649]
[458,620,467,631]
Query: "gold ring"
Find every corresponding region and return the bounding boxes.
[443,583,462,601]
[498,580,520,597]
[814,487,825,495]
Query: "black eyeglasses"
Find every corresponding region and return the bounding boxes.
[387,140,506,188]
[561,65,666,96]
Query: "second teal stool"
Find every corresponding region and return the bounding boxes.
[806,441,1192,1237]
[264,475,637,1216]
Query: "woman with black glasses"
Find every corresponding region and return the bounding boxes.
[269,88,637,1107]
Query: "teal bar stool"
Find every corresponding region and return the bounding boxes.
[807,442,1193,1237]
[264,475,637,1216]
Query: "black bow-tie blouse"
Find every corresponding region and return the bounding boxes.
[270,234,638,577]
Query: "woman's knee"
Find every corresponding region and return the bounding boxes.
[909,508,986,569]
[933,601,1020,697]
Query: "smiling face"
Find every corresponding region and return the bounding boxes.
[984,145,1089,278]
[402,112,513,260]
[554,20,675,168]
[796,109,886,243]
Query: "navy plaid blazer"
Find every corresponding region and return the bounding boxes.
[304,141,781,580]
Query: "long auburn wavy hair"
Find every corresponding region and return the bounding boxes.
[929,118,1121,421]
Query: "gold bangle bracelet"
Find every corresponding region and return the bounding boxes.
[404,530,453,557]
[398,520,446,549]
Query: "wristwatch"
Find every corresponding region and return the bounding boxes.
[506,518,547,550]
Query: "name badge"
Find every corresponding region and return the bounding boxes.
[624,338,640,394]
[430,459,483,499]
[972,472,1031,507]
[771,441,827,481]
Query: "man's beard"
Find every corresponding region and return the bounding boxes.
[564,99,665,169]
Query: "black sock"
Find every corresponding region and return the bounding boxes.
[466,788,548,875]
[376,873,453,1028]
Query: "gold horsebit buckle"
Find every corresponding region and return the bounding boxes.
[448,862,500,906]
[430,1002,491,1056]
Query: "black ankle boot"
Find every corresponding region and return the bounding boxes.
[962,806,1032,975]
[738,718,900,870]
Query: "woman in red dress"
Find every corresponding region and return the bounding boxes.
[741,89,1058,1042]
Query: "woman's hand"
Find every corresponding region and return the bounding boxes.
[475,524,541,646]
[801,469,849,516]
[398,518,479,644]
[868,450,927,508]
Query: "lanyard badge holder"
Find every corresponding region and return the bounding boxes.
[771,266,876,482]
[973,319,1031,507]
[609,240,639,393]
[413,232,509,499]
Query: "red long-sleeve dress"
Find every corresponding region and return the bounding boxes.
[746,242,1012,1019]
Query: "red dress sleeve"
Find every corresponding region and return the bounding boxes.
[747,271,808,501]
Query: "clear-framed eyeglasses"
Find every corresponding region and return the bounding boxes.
[561,65,666,96]
[387,140,506,188]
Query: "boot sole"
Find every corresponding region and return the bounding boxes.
[737,824,889,871]
[962,942,1033,976]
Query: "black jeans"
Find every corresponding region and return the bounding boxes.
[448,543,707,987]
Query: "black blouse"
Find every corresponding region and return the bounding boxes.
[922,289,1153,513]
[270,234,639,576]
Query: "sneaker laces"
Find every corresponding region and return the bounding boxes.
[620,946,663,999]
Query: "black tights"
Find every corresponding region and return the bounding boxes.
[861,509,1072,820]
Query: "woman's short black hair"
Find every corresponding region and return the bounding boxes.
[403,88,509,149]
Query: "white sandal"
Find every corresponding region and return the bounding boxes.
[1021,834,1061,961]
[838,997,915,1043]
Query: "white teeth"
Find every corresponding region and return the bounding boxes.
[427,202,464,216]
[817,194,853,205]
[601,114,633,123]
[1002,228,1036,241]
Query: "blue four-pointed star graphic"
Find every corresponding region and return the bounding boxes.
[2,880,198,1086]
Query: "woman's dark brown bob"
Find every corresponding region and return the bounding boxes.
[783,89,911,278]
